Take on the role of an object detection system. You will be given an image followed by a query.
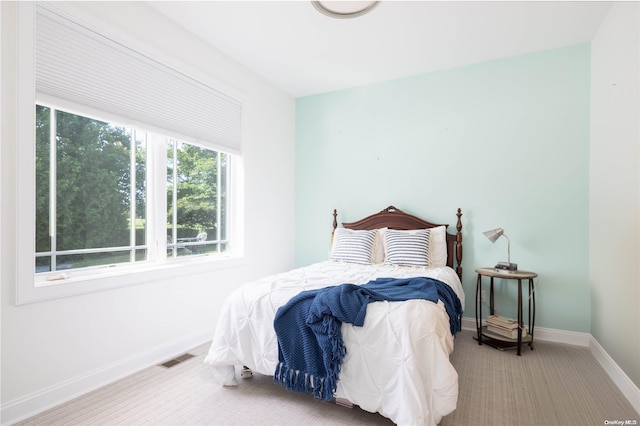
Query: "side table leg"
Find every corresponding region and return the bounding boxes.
[517,278,522,356]
[476,274,483,345]
[489,277,495,315]
[529,278,535,350]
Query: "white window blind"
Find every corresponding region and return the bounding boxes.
[35,5,242,155]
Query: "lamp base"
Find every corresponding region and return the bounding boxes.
[495,262,518,271]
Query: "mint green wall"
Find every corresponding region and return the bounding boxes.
[295,44,591,332]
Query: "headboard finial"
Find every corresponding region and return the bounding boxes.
[331,209,338,245]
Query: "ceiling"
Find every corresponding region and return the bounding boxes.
[148,1,612,98]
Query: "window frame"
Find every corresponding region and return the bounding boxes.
[15,2,246,305]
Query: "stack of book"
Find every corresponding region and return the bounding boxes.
[486,314,526,339]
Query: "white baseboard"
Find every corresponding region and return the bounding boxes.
[0,328,213,426]
[461,316,640,416]
[589,336,640,415]
[461,316,591,346]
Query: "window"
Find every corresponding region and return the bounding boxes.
[35,106,147,273]
[167,141,229,258]
[35,104,232,275]
[16,3,244,304]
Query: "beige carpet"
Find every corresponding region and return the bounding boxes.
[15,330,639,426]
[443,331,638,425]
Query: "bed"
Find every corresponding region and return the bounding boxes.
[205,206,464,426]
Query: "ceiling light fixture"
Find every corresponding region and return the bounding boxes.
[311,1,379,19]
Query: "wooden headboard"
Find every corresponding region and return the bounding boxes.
[332,206,463,279]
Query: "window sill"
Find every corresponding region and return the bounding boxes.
[19,254,246,305]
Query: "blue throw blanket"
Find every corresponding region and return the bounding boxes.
[273,276,462,401]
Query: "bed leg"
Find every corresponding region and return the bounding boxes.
[240,366,253,379]
[335,397,354,409]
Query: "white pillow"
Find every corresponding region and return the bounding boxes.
[384,228,432,267]
[331,228,377,265]
[374,228,387,263]
[429,225,448,268]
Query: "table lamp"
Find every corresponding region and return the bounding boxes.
[483,228,518,271]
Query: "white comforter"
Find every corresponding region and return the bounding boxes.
[204,261,465,426]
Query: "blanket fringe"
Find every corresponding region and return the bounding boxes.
[274,314,347,401]
[321,314,345,400]
[273,362,329,400]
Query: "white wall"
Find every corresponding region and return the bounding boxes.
[590,1,640,388]
[0,2,295,423]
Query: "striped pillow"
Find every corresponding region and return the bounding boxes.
[331,228,377,265]
[384,229,432,267]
